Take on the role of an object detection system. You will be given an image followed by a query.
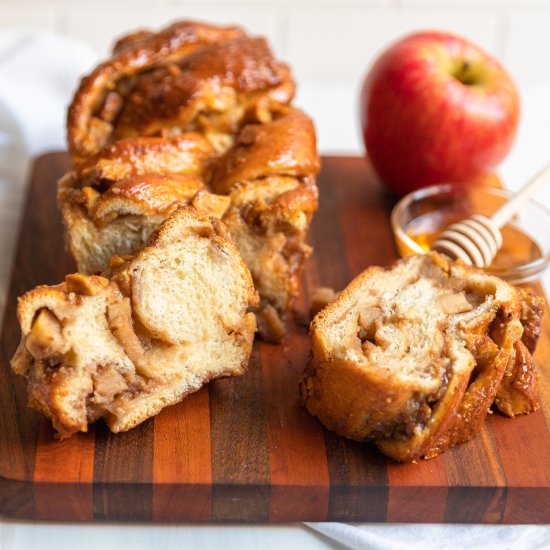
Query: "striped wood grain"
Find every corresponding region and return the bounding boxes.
[0,154,548,523]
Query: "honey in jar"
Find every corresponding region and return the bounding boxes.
[403,212,543,271]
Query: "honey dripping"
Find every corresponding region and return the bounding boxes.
[405,212,543,268]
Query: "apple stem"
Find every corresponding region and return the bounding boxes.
[453,59,477,86]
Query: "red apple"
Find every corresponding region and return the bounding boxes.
[360,31,520,196]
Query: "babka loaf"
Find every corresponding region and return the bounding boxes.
[11,207,258,438]
[300,253,543,462]
[61,20,319,341]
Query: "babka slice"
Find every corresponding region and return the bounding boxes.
[300,253,542,462]
[11,207,258,438]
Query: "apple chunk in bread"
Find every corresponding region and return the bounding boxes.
[11,206,258,438]
[300,253,542,462]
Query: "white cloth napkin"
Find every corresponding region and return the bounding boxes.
[305,522,550,549]
[0,29,98,320]
[0,29,99,155]
[0,29,548,550]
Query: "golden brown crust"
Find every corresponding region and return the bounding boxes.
[114,37,294,142]
[300,253,534,462]
[300,354,423,443]
[74,134,216,187]
[60,133,213,222]
[210,109,320,195]
[493,288,544,417]
[214,110,319,331]
[68,21,246,159]
[91,175,204,220]
[518,287,544,354]
[494,340,540,417]
[57,134,216,274]
[67,21,295,159]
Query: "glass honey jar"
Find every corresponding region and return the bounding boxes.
[391,184,550,285]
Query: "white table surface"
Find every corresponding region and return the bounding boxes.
[0,30,549,550]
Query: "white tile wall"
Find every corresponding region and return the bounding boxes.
[1,0,548,85]
[287,6,500,82]
[165,0,392,4]
[62,3,282,57]
[400,0,549,6]
[505,9,550,82]
[294,81,363,154]
[1,3,56,30]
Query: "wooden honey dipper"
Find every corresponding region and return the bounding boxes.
[432,163,550,267]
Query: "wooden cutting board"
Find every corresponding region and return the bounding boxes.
[1,153,549,523]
